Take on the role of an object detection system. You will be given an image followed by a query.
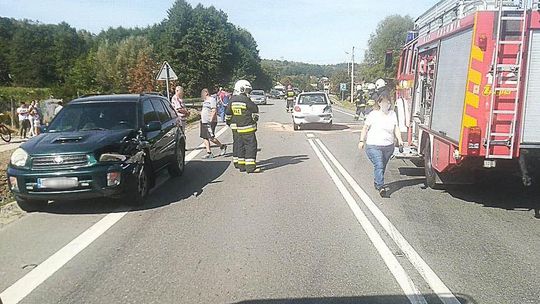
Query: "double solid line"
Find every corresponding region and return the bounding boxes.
[307,137,460,304]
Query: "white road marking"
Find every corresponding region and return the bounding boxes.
[306,133,315,138]
[314,139,460,304]
[0,212,128,304]
[0,127,230,304]
[307,139,427,304]
[333,107,356,117]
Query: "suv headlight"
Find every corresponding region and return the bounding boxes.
[10,148,29,167]
[99,153,127,162]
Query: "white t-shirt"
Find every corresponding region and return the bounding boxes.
[17,106,29,121]
[200,96,217,124]
[171,95,187,121]
[365,110,398,146]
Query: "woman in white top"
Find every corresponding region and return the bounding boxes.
[358,93,404,197]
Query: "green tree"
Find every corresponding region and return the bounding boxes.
[0,18,16,85]
[362,15,414,81]
[9,22,56,86]
[128,49,158,93]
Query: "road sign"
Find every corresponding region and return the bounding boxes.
[340,83,347,91]
[156,61,178,101]
[156,61,178,81]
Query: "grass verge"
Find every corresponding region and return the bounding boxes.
[330,94,356,112]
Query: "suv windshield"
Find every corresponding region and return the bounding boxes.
[298,94,327,105]
[48,102,138,132]
[251,90,264,95]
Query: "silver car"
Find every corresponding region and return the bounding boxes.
[250,90,267,105]
[292,92,333,130]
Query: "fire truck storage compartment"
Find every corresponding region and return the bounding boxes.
[430,29,473,142]
[522,30,540,144]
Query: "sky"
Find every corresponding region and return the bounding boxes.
[0,0,436,64]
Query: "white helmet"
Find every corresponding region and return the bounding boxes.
[375,79,386,90]
[233,80,252,95]
[367,83,376,91]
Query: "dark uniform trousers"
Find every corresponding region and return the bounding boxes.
[238,131,257,173]
[232,128,241,169]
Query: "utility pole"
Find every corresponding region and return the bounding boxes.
[350,46,355,103]
[345,51,350,78]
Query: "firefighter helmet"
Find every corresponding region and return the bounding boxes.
[375,79,386,90]
[233,80,252,95]
[367,83,376,91]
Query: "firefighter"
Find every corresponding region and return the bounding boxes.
[373,78,388,100]
[354,89,365,121]
[285,84,295,113]
[226,80,261,173]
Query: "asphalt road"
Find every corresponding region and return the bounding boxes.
[0,99,538,304]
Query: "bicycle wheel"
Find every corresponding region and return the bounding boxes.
[0,125,12,142]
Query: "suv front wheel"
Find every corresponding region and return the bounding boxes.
[125,163,150,207]
[16,198,48,212]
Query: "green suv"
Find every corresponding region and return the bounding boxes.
[7,94,186,211]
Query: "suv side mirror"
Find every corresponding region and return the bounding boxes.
[40,125,48,133]
[145,121,162,132]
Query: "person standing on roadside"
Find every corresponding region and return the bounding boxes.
[17,102,30,139]
[200,88,227,159]
[358,93,404,197]
[31,105,41,136]
[171,86,190,131]
[28,101,36,137]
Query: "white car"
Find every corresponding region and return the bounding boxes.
[292,92,333,130]
[250,90,267,105]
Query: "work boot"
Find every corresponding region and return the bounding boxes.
[247,167,262,174]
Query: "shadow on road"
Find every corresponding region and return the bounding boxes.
[233,293,476,304]
[446,180,540,218]
[386,178,425,196]
[43,160,230,215]
[258,155,309,171]
[300,123,349,131]
[398,164,540,218]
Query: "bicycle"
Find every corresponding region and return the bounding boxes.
[0,114,12,142]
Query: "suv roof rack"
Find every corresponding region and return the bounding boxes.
[78,93,104,98]
[141,92,164,96]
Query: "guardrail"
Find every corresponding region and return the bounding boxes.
[182,98,203,109]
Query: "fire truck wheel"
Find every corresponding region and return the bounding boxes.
[423,138,439,189]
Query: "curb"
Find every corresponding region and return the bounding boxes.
[0,200,25,229]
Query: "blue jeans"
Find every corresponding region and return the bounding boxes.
[365,144,395,190]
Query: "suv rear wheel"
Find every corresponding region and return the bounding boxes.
[168,142,185,177]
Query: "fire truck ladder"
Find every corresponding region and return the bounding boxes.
[485,0,528,159]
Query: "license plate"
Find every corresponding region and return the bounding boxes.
[37,177,79,189]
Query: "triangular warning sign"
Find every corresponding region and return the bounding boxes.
[156,61,178,80]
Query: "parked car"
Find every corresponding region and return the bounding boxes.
[250,90,267,105]
[292,92,333,130]
[7,94,186,211]
[269,89,281,99]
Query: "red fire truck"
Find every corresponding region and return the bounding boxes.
[395,0,540,188]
